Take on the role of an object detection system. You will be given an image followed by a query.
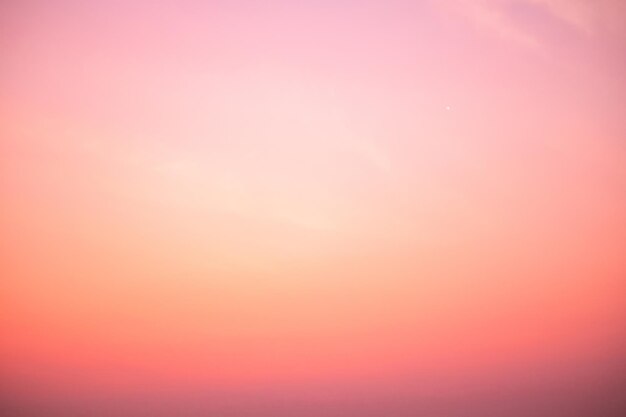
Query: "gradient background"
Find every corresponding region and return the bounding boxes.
[1,1,625,416]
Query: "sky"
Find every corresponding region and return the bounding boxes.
[1,1,626,416]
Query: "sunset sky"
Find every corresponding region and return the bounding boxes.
[1,1,625,415]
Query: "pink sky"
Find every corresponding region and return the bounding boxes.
[2,1,625,415]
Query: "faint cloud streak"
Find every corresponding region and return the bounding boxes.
[438,0,626,53]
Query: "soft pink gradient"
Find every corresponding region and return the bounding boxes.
[2,1,625,415]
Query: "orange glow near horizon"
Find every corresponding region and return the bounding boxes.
[2,1,626,415]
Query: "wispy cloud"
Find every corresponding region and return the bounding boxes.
[448,0,544,51]
[438,0,625,52]
[529,0,626,38]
